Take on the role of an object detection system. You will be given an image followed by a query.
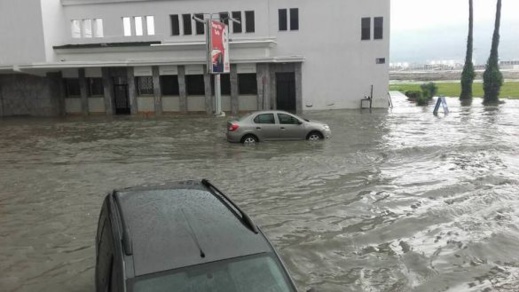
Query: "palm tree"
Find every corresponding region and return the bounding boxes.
[482,0,503,105]
[460,0,475,102]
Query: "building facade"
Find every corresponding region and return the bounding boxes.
[0,0,390,117]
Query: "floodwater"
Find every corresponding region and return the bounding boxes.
[1,95,519,292]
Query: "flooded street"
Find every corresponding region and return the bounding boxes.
[1,95,519,292]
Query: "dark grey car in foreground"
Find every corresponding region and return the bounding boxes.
[226,110,331,144]
[95,180,297,292]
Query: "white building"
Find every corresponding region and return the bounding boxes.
[0,0,390,117]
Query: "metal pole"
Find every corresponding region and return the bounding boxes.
[215,74,222,116]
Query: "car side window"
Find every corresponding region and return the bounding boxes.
[253,114,275,124]
[278,113,300,125]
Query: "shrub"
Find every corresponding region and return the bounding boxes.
[421,82,438,99]
[405,90,422,100]
[416,95,430,106]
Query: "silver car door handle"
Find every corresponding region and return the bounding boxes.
[256,127,261,130]
[280,127,285,130]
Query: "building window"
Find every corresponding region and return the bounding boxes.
[232,11,242,33]
[146,16,155,35]
[238,74,257,95]
[245,11,255,33]
[135,76,154,95]
[171,15,180,36]
[71,20,81,38]
[219,12,229,26]
[64,79,80,97]
[88,78,104,96]
[290,8,299,31]
[278,9,287,31]
[210,75,231,95]
[123,17,132,36]
[376,58,386,64]
[93,19,104,37]
[123,16,154,36]
[361,17,371,40]
[160,75,179,96]
[186,75,205,95]
[72,19,103,38]
[135,17,144,36]
[195,13,204,35]
[182,14,192,35]
[374,17,383,40]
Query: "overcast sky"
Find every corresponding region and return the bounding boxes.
[391,0,519,64]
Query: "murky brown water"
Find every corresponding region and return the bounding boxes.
[1,95,519,292]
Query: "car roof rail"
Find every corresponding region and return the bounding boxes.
[112,191,133,255]
[201,179,259,234]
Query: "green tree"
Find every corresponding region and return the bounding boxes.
[460,0,475,101]
[483,0,503,105]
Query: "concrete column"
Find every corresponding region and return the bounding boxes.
[269,65,276,110]
[256,63,269,110]
[178,66,187,113]
[295,63,303,114]
[46,72,65,116]
[102,68,113,115]
[230,64,239,115]
[203,66,213,115]
[127,67,137,115]
[152,66,162,115]
[78,68,89,116]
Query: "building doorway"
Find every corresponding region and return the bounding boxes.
[113,83,130,115]
[275,72,296,112]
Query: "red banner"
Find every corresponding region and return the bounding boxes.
[209,20,230,74]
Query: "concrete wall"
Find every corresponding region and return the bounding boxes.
[137,96,155,112]
[240,95,257,111]
[270,0,390,109]
[88,97,105,113]
[40,0,68,62]
[0,0,46,66]
[65,98,82,114]
[0,73,63,117]
[187,96,206,112]
[162,96,180,112]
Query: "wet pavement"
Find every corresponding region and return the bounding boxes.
[1,95,519,292]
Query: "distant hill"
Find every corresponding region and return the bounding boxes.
[390,21,519,64]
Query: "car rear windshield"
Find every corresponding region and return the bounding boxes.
[129,253,294,292]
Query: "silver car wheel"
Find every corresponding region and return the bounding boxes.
[308,134,321,141]
[243,137,257,145]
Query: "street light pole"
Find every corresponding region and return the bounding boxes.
[193,12,239,117]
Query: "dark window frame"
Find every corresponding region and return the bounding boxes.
[194,13,204,35]
[64,78,81,97]
[88,78,104,97]
[182,14,192,35]
[135,76,154,96]
[374,17,383,40]
[232,11,242,33]
[245,11,255,33]
[278,9,287,31]
[361,17,371,40]
[289,8,299,31]
[170,15,180,36]
[160,75,180,96]
[185,75,205,96]
[219,12,229,26]
[238,73,257,95]
[210,74,231,96]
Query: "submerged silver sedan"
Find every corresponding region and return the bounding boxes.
[226,110,331,144]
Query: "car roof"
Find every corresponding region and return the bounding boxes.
[113,181,271,277]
